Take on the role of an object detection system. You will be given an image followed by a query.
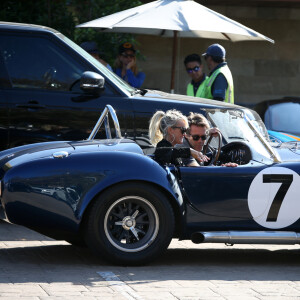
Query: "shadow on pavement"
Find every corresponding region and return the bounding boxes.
[1,219,300,284]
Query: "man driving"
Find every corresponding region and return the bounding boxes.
[177,112,238,167]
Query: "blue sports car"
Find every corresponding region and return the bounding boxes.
[1,104,300,265]
[254,98,300,143]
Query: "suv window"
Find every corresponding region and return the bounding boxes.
[0,33,87,92]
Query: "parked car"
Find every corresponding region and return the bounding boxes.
[254,97,300,143]
[0,21,232,152]
[1,104,300,265]
[0,21,296,160]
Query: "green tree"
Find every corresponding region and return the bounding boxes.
[0,0,143,64]
[0,0,75,38]
[71,0,143,64]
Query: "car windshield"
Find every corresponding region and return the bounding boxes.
[244,109,270,142]
[206,108,278,161]
[265,102,300,135]
[58,33,136,96]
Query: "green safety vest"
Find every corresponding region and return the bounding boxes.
[186,76,208,98]
[204,65,234,104]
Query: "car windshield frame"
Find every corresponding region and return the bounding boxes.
[206,108,280,163]
[58,33,136,97]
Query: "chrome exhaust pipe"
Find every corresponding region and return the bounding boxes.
[191,231,300,245]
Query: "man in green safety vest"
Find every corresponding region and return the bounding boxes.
[184,54,208,98]
[202,44,234,104]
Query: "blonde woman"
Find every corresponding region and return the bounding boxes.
[149,109,208,166]
[114,42,145,88]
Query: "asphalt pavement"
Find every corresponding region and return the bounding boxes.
[0,219,300,300]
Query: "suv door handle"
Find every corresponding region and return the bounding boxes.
[16,100,45,110]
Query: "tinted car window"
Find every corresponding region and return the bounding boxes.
[0,34,86,91]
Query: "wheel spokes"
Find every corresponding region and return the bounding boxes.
[131,209,139,219]
[136,212,147,221]
[130,226,139,240]
[105,197,159,249]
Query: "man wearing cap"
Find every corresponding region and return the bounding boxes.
[80,41,112,71]
[114,42,145,88]
[184,54,208,98]
[202,44,234,104]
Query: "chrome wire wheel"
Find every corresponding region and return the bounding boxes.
[104,196,159,252]
[85,182,174,265]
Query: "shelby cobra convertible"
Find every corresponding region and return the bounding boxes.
[0,105,300,265]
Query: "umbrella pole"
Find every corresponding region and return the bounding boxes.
[170,30,178,94]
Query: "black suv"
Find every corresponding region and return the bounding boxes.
[0,22,236,151]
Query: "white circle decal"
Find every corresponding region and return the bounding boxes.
[248,167,300,229]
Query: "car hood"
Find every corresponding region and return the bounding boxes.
[139,89,239,108]
[0,139,143,178]
[272,141,300,161]
[268,130,300,142]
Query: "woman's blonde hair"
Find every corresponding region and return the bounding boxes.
[114,55,138,76]
[149,109,187,146]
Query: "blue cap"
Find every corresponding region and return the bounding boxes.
[80,41,99,55]
[202,44,226,58]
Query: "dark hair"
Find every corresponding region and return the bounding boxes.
[209,55,225,64]
[184,54,202,66]
[187,112,210,131]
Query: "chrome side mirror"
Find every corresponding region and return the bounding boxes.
[80,71,104,95]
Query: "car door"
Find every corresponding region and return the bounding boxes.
[0,48,12,151]
[0,30,133,149]
[179,165,267,221]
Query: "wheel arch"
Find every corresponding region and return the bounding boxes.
[79,179,185,239]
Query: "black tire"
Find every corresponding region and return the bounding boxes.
[84,182,174,265]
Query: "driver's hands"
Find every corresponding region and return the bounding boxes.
[208,127,221,137]
[190,149,209,163]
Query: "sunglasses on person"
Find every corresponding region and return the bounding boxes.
[172,126,188,134]
[122,53,135,58]
[191,134,207,141]
[186,66,200,73]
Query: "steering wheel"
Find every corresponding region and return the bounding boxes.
[202,131,222,165]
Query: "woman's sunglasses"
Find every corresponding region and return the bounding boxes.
[191,134,207,141]
[172,126,188,134]
[186,66,200,73]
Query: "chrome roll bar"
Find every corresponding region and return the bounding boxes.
[87,105,122,141]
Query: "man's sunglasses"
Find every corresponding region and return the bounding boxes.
[172,126,188,134]
[186,66,200,73]
[122,53,135,58]
[191,134,207,141]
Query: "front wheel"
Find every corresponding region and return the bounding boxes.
[84,182,174,265]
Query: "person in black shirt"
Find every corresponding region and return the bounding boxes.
[183,112,238,167]
[148,109,208,166]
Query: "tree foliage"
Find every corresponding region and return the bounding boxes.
[0,0,143,64]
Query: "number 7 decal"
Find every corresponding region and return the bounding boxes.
[248,167,299,229]
[263,174,293,222]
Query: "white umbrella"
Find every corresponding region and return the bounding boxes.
[77,0,274,92]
